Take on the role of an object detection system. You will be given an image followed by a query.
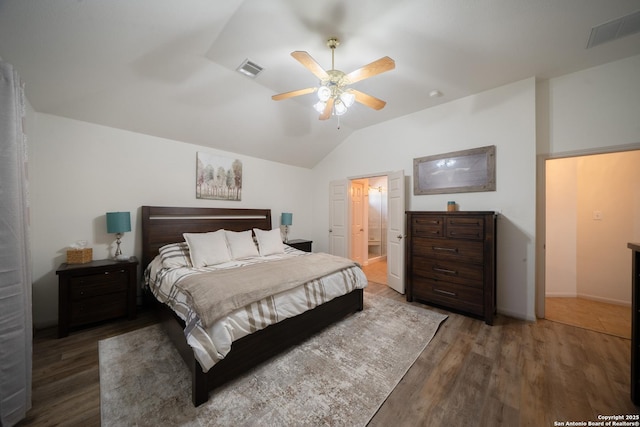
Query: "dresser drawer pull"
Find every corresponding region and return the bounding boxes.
[433,267,457,275]
[449,231,481,238]
[433,246,458,253]
[433,288,456,297]
[417,229,440,235]
[449,220,480,225]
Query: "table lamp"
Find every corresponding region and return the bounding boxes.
[106,211,131,261]
[281,212,292,243]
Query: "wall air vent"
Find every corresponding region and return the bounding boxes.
[236,59,264,78]
[587,9,640,48]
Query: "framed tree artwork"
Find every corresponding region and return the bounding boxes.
[196,152,242,201]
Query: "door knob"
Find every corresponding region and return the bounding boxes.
[397,234,403,239]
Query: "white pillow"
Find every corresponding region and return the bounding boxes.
[225,230,259,259]
[183,230,231,267]
[253,228,285,256]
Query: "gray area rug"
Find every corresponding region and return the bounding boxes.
[99,293,447,426]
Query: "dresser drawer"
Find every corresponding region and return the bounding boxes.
[411,277,484,316]
[445,216,484,240]
[411,216,444,238]
[412,237,483,263]
[412,257,483,288]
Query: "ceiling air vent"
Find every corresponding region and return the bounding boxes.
[236,59,264,78]
[587,9,640,48]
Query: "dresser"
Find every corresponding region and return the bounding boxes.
[406,211,496,325]
[56,257,138,337]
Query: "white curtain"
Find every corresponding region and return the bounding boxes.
[0,60,32,426]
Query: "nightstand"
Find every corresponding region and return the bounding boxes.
[286,239,313,253]
[56,257,138,338]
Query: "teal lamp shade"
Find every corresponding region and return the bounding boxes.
[281,212,293,226]
[106,212,131,234]
[107,211,131,260]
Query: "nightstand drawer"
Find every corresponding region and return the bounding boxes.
[70,270,128,299]
[70,280,128,300]
[70,293,128,325]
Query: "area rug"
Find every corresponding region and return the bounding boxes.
[99,293,447,426]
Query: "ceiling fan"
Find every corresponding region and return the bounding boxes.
[272,38,395,120]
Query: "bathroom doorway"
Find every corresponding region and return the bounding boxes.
[367,176,388,263]
[351,175,389,285]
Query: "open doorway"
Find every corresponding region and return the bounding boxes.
[351,175,389,285]
[544,149,640,338]
[329,171,405,292]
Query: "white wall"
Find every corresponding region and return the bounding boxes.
[577,151,640,305]
[540,53,640,310]
[311,78,538,321]
[546,54,640,155]
[29,114,314,328]
[545,158,578,297]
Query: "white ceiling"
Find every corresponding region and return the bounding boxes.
[1,0,639,168]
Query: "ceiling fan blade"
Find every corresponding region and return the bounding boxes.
[291,51,329,80]
[352,89,387,110]
[272,87,317,101]
[346,56,395,84]
[319,97,335,120]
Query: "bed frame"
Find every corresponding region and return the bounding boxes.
[141,205,364,406]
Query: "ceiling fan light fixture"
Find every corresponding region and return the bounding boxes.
[313,101,327,113]
[271,37,395,121]
[334,100,348,116]
[340,91,355,108]
[317,85,332,102]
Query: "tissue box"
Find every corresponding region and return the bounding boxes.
[67,248,92,264]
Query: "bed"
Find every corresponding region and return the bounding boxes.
[141,206,367,406]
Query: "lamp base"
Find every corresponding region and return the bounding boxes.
[114,254,130,261]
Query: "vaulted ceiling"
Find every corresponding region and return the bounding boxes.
[1,0,639,168]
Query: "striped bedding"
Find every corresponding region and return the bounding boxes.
[145,245,368,372]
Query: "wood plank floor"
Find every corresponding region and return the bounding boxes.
[545,296,631,339]
[18,283,639,427]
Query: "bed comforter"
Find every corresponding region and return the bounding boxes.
[145,246,368,372]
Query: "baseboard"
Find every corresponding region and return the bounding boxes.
[576,293,631,307]
[545,292,577,298]
[497,308,536,322]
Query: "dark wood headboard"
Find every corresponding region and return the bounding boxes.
[141,206,272,270]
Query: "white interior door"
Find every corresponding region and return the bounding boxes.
[350,181,364,264]
[386,170,406,294]
[329,180,349,258]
